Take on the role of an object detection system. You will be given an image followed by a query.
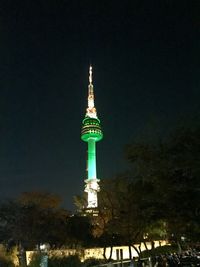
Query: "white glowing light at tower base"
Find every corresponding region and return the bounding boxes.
[85,179,100,208]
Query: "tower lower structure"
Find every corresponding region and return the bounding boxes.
[81,66,103,209]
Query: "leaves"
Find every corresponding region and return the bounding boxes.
[125,126,200,242]
[0,192,70,249]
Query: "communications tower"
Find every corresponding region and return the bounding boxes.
[81,66,103,209]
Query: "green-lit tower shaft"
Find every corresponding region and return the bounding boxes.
[81,66,103,208]
[88,139,96,179]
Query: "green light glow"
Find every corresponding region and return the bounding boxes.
[88,138,97,180]
[81,117,103,181]
[81,117,103,142]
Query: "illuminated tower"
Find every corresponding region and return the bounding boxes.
[81,66,103,209]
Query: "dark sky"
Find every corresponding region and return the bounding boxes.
[0,0,199,210]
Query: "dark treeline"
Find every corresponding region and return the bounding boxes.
[0,125,200,264]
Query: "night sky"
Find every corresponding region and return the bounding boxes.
[0,1,199,210]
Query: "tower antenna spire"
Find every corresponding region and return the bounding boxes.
[89,65,93,85]
[86,65,97,118]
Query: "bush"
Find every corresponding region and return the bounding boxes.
[140,244,178,258]
[0,257,15,267]
[28,253,43,267]
[83,257,105,267]
[29,253,83,267]
[48,254,82,267]
[0,245,15,267]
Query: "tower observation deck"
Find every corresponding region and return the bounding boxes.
[81,66,103,209]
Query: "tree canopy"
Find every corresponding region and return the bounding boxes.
[0,192,70,250]
[76,126,200,256]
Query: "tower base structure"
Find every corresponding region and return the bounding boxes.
[84,178,100,209]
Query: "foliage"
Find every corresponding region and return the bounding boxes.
[140,244,178,258]
[66,215,95,247]
[0,245,15,267]
[48,255,82,267]
[0,192,70,250]
[91,176,164,248]
[83,257,105,267]
[18,192,62,209]
[28,252,43,267]
[125,126,200,243]
[29,253,84,267]
[0,257,14,267]
[73,194,87,213]
[0,192,96,252]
